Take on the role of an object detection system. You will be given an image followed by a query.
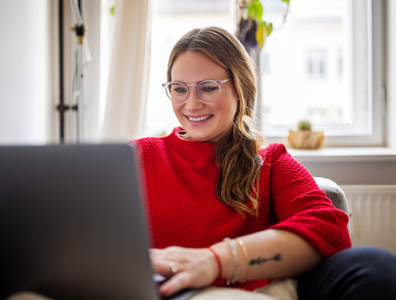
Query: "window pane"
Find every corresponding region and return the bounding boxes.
[258,0,370,138]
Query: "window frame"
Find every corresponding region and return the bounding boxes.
[260,0,386,147]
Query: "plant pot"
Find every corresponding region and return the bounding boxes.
[287,129,324,149]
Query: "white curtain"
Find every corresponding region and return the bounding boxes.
[101,0,151,142]
[0,0,55,144]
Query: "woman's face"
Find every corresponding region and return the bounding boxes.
[170,51,239,143]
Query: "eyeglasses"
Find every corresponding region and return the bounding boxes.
[162,79,231,103]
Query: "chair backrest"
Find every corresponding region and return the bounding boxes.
[314,177,349,215]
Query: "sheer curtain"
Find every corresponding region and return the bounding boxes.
[101,0,151,142]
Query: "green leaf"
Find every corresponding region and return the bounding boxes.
[247,0,263,21]
[257,21,273,37]
[110,5,116,16]
[256,25,264,49]
[281,0,290,4]
[266,22,273,37]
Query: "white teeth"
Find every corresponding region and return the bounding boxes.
[189,115,211,122]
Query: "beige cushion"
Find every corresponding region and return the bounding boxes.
[7,279,298,300]
[7,292,53,300]
[191,278,297,300]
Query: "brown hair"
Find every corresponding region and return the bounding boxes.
[167,26,264,216]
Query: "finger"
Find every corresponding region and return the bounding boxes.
[149,248,162,259]
[152,259,175,277]
[159,273,190,296]
[150,248,177,263]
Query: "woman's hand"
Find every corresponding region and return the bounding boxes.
[150,246,219,296]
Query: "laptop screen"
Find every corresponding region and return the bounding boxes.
[0,144,160,300]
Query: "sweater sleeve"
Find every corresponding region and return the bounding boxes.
[266,144,352,258]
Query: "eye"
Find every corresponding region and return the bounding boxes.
[201,86,218,93]
[200,81,219,93]
[171,83,188,94]
[173,87,187,94]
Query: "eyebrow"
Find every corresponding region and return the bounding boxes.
[170,79,225,84]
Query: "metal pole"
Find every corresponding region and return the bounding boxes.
[57,0,69,143]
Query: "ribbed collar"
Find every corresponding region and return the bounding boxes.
[164,127,217,170]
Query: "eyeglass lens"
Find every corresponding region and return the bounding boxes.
[165,80,221,102]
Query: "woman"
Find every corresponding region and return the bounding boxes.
[133,27,396,299]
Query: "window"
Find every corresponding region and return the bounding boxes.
[145,0,386,147]
[258,0,385,146]
[261,52,270,74]
[337,48,343,77]
[307,50,326,78]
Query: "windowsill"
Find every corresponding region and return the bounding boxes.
[288,147,396,163]
[286,147,396,185]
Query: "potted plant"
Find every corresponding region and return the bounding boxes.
[236,0,290,52]
[287,119,324,149]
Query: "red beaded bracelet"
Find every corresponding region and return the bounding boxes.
[208,247,222,280]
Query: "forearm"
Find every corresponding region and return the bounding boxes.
[211,229,321,282]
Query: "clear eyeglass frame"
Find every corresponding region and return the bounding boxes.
[162,79,231,103]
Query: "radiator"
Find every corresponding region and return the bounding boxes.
[341,185,396,255]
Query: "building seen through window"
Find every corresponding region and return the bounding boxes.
[308,50,326,78]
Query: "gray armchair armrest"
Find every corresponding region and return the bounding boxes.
[314,177,349,215]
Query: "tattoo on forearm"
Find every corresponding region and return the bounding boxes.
[249,253,282,266]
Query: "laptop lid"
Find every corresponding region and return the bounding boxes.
[0,144,160,300]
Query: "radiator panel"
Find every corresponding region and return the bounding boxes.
[341,185,396,254]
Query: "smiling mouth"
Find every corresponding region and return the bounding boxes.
[187,115,213,122]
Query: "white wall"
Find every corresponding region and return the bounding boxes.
[0,0,57,144]
[387,0,396,148]
[0,0,102,145]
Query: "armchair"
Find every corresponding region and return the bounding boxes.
[314,177,349,215]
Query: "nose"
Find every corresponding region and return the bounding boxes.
[184,86,204,110]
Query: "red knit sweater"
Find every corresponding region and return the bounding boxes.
[132,127,351,291]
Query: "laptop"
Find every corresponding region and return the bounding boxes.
[0,144,199,300]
